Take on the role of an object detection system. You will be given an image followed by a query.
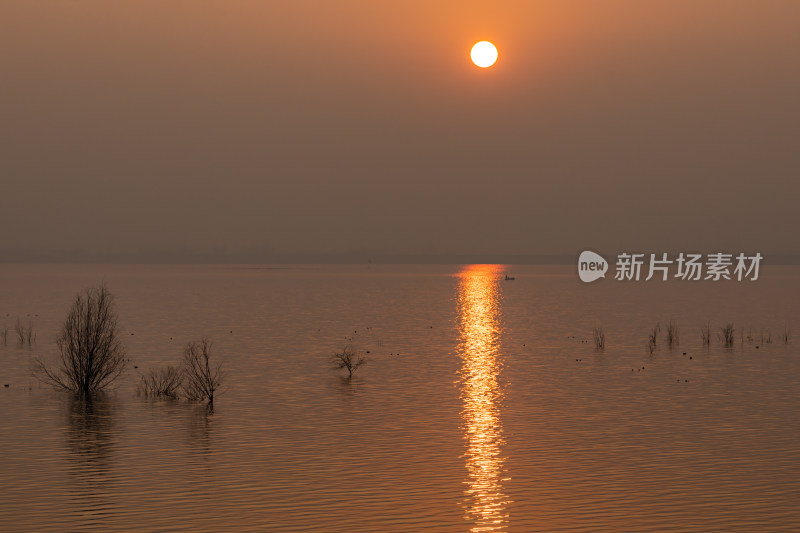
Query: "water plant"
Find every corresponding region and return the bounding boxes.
[781,324,792,344]
[648,323,660,352]
[666,321,679,347]
[701,321,711,345]
[14,318,35,347]
[593,327,605,349]
[139,365,183,399]
[719,323,735,347]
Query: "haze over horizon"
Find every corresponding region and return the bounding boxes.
[2,1,798,263]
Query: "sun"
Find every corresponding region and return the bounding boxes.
[471,41,498,68]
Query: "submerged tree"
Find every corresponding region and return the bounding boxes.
[139,365,183,399]
[182,337,223,406]
[33,285,126,395]
[331,345,367,378]
[14,317,35,347]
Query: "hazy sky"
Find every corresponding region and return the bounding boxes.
[1,1,798,260]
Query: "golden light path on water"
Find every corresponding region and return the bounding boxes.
[456,264,510,532]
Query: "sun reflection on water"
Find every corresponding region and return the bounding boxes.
[457,264,510,532]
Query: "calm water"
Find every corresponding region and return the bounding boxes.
[1,263,799,532]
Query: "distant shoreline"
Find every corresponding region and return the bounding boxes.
[2,253,799,265]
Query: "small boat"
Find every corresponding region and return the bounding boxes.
[504,274,515,281]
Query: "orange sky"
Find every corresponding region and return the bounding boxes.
[1,1,798,260]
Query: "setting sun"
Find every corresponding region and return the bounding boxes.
[470,41,498,68]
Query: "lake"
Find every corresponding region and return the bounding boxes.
[1,263,799,532]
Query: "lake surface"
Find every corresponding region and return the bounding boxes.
[1,263,799,532]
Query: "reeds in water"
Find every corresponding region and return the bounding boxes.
[719,323,735,347]
[781,324,792,344]
[593,327,605,349]
[701,321,711,346]
[666,321,679,347]
[647,323,660,353]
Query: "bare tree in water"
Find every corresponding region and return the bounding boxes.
[182,337,223,406]
[331,345,367,378]
[33,285,126,394]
